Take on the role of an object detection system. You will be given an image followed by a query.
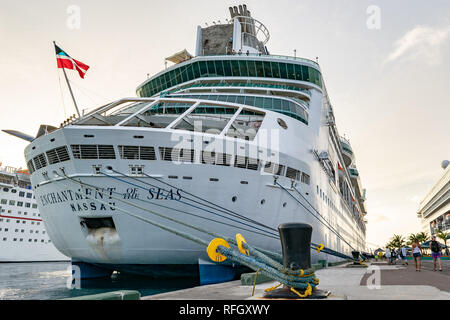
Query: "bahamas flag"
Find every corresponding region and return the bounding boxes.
[54,43,89,79]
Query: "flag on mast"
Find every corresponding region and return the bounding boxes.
[54,43,90,78]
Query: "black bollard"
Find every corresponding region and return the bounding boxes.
[346,250,368,268]
[352,250,360,264]
[279,223,312,270]
[263,223,329,299]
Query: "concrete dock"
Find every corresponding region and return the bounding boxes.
[143,260,450,300]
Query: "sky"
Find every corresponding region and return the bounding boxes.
[0,0,449,249]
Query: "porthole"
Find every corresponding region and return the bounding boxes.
[277,118,288,129]
[260,199,265,205]
[232,196,237,202]
[282,202,287,208]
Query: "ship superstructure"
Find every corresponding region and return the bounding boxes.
[0,165,69,262]
[19,5,367,280]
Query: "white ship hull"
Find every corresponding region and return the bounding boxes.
[0,174,69,262]
[20,5,368,279]
[24,117,365,275]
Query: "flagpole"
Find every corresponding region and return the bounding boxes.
[54,41,81,118]
[61,66,81,118]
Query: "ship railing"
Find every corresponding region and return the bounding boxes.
[201,53,320,69]
[168,81,311,97]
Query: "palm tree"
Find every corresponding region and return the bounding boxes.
[390,234,405,249]
[408,233,419,245]
[416,232,430,254]
[417,232,429,244]
[436,229,450,255]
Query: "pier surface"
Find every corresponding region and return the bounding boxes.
[142,260,450,300]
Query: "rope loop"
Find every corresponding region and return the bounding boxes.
[264,282,282,293]
[316,243,324,253]
[290,283,312,298]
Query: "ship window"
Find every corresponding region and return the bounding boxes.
[201,151,216,165]
[200,61,208,76]
[287,63,295,80]
[33,153,48,170]
[264,162,274,174]
[254,61,264,77]
[159,148,194,163]
[138,59,322,98]
[216,153,232,166]
[1,199,6,204]
[271,62,280,78]
[231,60,240,76]
[247,61,257,77]
[47,146,71,164]
[118,146,156,160]
[286,167,300,180]
[19,191,25,197]
[301,173,310,185]
[279,63,288,79]
[27,160,35,174]
[173,103,238,134]
[293,64,302,81]
[222,60,232,76]
[71,145,116,159]
[122,102,193,128]
[239,60,248,77]
[206,60,216,75]
[214,61,224,76]
[26,193,32,198]
[225,108,265,141]
[9,200,15,206]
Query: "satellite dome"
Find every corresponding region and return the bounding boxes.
[442,160,450,170]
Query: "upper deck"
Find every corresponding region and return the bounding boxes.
[136,54,323,99]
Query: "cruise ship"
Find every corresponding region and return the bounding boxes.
[0,164,69,262]
[14,5,367,281]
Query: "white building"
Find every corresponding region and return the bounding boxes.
[417,161,450,236]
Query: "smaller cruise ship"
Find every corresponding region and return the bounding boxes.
[0,164,69,262]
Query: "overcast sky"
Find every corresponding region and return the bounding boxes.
[1,0,449,248]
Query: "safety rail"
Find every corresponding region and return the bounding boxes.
[165,81,311,98]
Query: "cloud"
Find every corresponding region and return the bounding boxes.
[370,214,390,223]
[384,25,450,66]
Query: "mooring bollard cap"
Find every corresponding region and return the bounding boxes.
[278,223,313,231]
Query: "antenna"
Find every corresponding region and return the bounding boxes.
[294,49,297,58]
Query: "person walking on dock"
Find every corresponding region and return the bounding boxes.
[430,236,442,272]
[385,247,392,264]
[400,246,408,265]
[391,248,397,264]
[412,239,422,271]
